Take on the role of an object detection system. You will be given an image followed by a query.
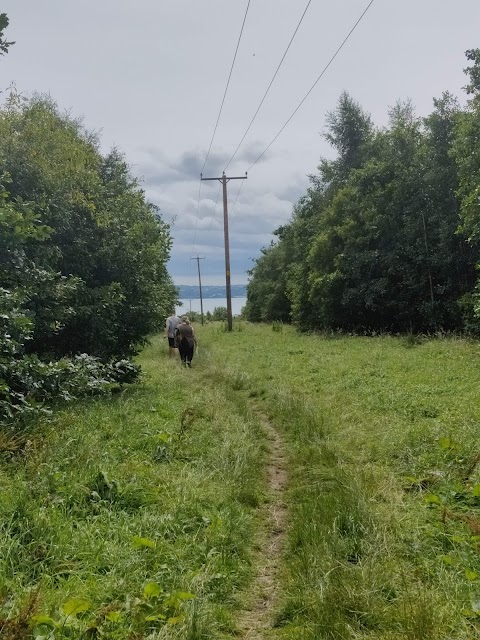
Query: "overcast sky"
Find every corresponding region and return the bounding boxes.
[2,0,480,285]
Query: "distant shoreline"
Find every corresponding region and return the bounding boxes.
[177,284,247,299]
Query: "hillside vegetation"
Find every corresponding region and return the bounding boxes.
[0,93,176,424]
[245,49,480,334]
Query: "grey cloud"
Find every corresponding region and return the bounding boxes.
[138,142,270,190]
[276,180,309,205]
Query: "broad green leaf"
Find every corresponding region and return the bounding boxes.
[132,536,155,549]
[472,485,480,497]
[143,582,162,599]
[175,591,195,601]
[425,493,441,505]
[440,554,455,566]
[451,535,466,543]
[144,613,166,621]
[61,598,91,617]
[105,610,122,622]
[30,614,57,628]
[167,615,184,625]
[466,569,478,581]
[438,437,459,450]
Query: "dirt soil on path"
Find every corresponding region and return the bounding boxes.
[237,411,288,639]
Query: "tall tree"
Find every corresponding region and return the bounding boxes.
[0,14,14,56]
[247,85,479,333]
[0,97,176,357]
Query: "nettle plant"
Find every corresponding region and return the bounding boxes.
[30,583,195,638]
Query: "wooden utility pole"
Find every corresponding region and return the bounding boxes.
[190,255,205,325]
[201,171,247,331]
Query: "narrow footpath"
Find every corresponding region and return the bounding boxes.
[237,410,288,638]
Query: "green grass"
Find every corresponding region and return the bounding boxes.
[4,323,480,638]
[0,335,265,639]
[202,322,480,639]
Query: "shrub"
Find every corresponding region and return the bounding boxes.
[0,353,140,425]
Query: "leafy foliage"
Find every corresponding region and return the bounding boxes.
[246,58,480,333]
[0,94,175,425]
[0,353,140,424]
[0,13,14,56]
[211,306,228,321]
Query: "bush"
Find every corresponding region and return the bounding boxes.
[212,306,228,321]
[0,353,140,425]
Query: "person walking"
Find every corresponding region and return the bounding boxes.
[165,310,181,358]
[176,316,196,368]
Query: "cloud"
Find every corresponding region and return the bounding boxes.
[137,141,270,190]
[133,145,307,283]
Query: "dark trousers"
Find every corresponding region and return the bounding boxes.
[178,339,194,366]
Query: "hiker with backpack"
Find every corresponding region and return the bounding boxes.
[175,316,197,368]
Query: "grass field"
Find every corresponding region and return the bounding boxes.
[0,335,265,639]
[209,323,480,639]
[2,323,480,638]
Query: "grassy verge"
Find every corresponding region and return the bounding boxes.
[0,335,264,639]
[204,322,480,639]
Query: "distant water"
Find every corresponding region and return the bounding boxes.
[177,297,247,317]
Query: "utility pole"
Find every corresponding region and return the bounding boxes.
[190,255,205,325]
[201,171,247,331]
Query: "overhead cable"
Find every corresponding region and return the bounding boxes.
[191,178,203,254]
[201,0,252,174]
[224,0,312,172]
[247,0,376,172]
[230,179,245,217]
[207,184,222,233]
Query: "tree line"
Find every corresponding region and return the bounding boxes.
[245,50,480,334]
[0,15,176,422]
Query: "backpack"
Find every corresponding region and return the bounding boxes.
[174,327,181,348]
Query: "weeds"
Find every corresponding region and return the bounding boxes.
[0,334,264,638]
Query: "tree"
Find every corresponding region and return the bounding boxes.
[322,92,374,185]
[0,14,14,56]
[212,307,228,321]
[247,85,479,334]
[0,96,176,357]
[464,49,480,96]
[453,50,480,329]
[245,235,291,323]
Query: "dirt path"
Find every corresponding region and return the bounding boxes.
[237,411,288,638]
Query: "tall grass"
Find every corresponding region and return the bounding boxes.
[204,323,480,639]
[0,335,265,639]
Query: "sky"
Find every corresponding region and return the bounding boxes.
[2,0,480,285]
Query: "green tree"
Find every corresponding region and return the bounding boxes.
[464,48,480,95]
[212,306,228,321]
[245,233,291,323]
[453,49,480,328]
[0,14,14,56]
[0,97,175,357]
[248,86,478,334]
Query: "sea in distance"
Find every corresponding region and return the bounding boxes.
[177,297,247,317]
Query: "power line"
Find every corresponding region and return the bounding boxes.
[224,0,312,172]
[191,178,202,254]
[201,0,252,174]
[207,183,222,233]
[230,179,246,217]
[247,0,376,172]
